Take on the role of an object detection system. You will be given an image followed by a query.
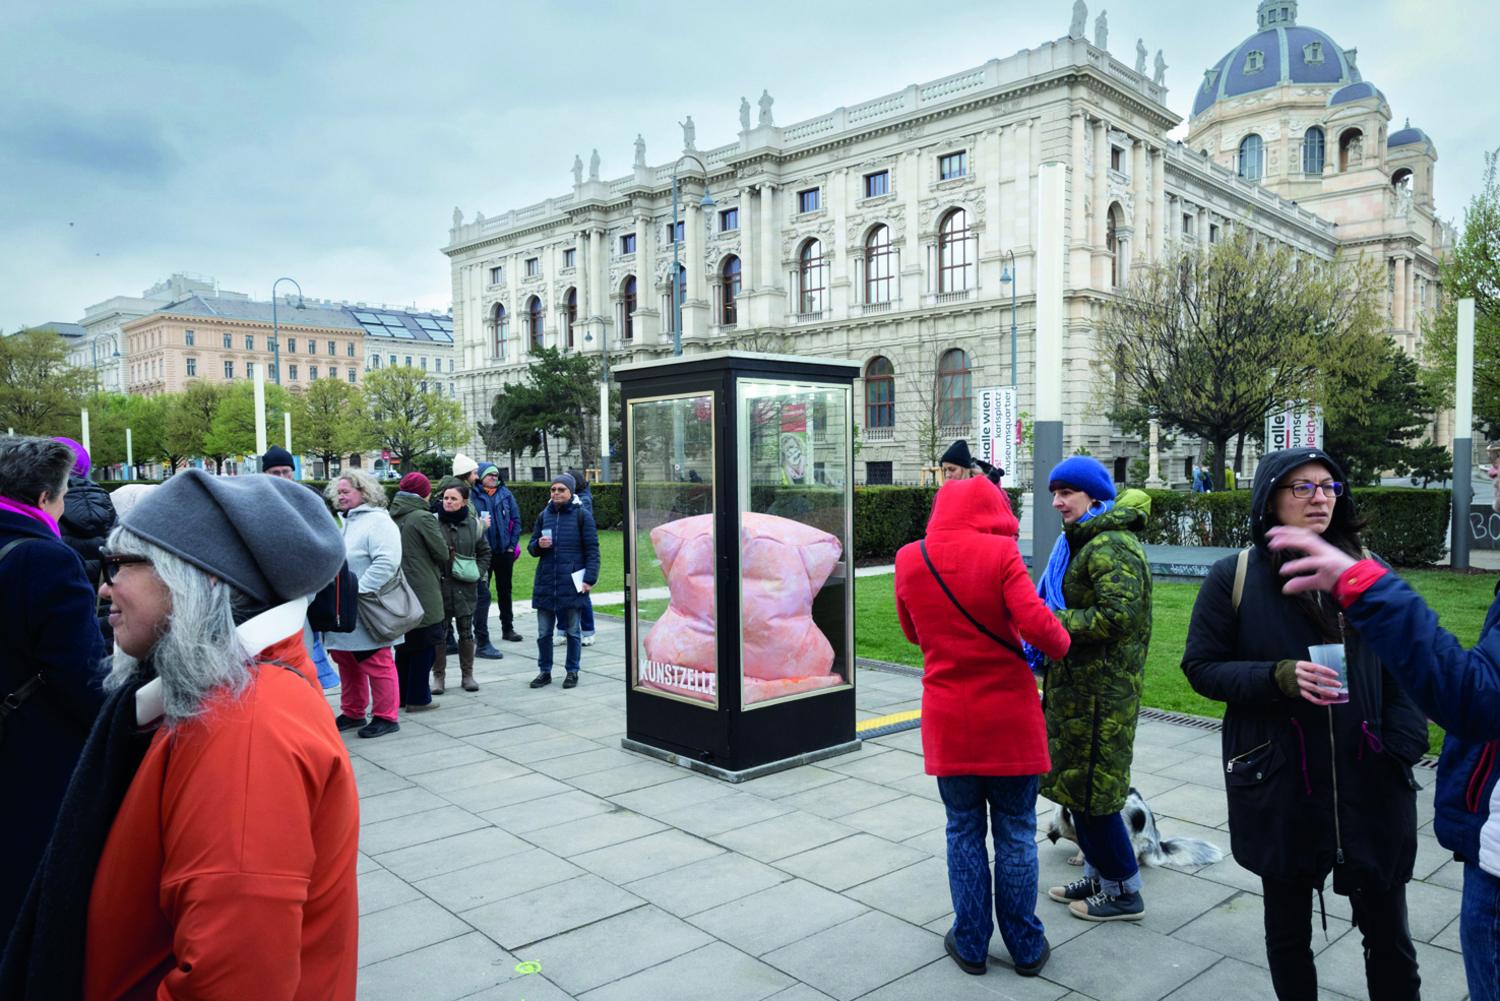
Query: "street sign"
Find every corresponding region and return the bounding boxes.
[1266,404,1323,452]
[976,386,1018,488]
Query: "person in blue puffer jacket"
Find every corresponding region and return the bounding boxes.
[568,469,598,647]
[527,473,599,690]
[1268,450,1500,1001]
[471,464,522,656]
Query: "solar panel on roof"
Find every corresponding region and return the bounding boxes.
[362,325,389,337]
[353,312,379,322]
[417,318,440,330]
[428,331,453,342]
[391,326,415,338]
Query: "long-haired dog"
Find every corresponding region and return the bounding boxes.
[1046,787,1225,867]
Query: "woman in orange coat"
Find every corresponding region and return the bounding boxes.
[0,470,358,1001]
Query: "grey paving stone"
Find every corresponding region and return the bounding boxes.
[1411,832,1451,882]
[737,765,847,800]
[357,867,423,916]
[1042,922,1220,1001]
[843,857,955,927]
[867,729,925,755]
[1425,858,1466,891]
[463,873,646,949]
[859,957,1071,1000]
[689,878,870,956]
[359,786,449,826]
[479,790,616,834]
[568,759,685,797]
[712,811,859,863]
[1314,934,1471,1000]
[349,761,415,798]
[1430,912,1462,953]
[412,756,534,793]
[607,775,738,817]
[1191,854,1265,896]
[356,931,520,1001]
[1135,721,1215,749]
[883,773,944,802]
[499,734,598,765]
[763,985,838,1001]
[357,895,472,967]
[1171,890,1350,969]
[777,777,906,820]
[416,847,584,912]
[760,911,945,1001]
[900,828,948,860]
[530,746,638,778]
[835,795,946,843]
[523,808,668,856]
[576,941,795,1001]
[357,731,471,765]
[1159,955,1347,1001]
[355,851,380,874]
[1149,752,1231,787]
[1133,864,1240,936]
[373,826,533,882]
[465,722,569,752]
[571,828,724,884]
[384,743,499,777]
[517,905,714,996]
[441,772,575,813]
[657,791,796,838]
[358,805,489,855]
[1129,771,1190,799]
[623,852,792,917]
[459,977,579,1001]
[774,832,928,892]
[1405,877,1465,942]
[1146,782,1230,829]
[822,749,927,785]
[427,710,533,738]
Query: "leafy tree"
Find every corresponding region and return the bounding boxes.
[1421,146,1500,438]
[293,377,372,474]
[521,346,606,470]
[363,366,467,468]
[80,393,136,469]
[478,386,543,475]
[205,380,293,462]
[0,328,96,435]
[1101,227,1389,490]
[1324,338,1441,485]
[129,395,176,475]
[167,380,230,473]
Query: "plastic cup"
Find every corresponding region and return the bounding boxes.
[1307,643,1349,703]
[541,529,552,541]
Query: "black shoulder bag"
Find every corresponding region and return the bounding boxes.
[0,537,42,742]
[919,539,1026,658]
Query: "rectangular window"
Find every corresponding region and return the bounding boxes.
[720,208,738,231]
[224,361,234,379]
[866,461,893,486]
[309,366,318,380]
[420,357,427,371]
[939,151,967,179]
[526,258,539,276]
[864,171,889,198]
[246,362,255,379]
[223,332,232,349]
[670,221,684,243]
[1183,213,1195,237]
[1209,223,1221,244]
[347,342,354,357]
[448,358,454,373]
[489,266,503,284]
[186,358,196,377]
[184,329,195,346]
[798,188,820,213]
[1111,147,1123,172]
[405,356,412,367]
[348,369,356,384]
[389,354,396,367]
[620,234,636,254]
[244,335,254,350]
[288,338,296,352]
[449,383,455,397]
[327,341,336,356]
[564,248,576,268]
[289,364,298,381]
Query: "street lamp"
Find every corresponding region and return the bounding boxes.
[270,277,306,386]
[91,332,121,389]
[999,250,1017,388]
[670,154,712,357]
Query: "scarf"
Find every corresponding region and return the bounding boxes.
[1023,499,1114,672]
[437,505,468,526]
[0,496,60,538]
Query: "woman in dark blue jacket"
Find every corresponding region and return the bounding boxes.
[527,474,598,689]
[568,470,598,647]
[0,437,107,940]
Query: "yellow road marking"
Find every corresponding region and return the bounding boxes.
[856,709,921,733]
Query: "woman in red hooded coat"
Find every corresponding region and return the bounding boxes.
[895,475,1070,979]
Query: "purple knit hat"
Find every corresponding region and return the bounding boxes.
[52,437,90,478]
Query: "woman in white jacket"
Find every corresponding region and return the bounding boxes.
[324,469,404,738]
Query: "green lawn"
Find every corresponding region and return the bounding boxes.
[495,529,628,602]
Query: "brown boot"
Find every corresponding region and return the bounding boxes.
[431,648,447,696]
[459,640,479,692]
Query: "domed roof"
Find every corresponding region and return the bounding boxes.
[1192,2,1360,118]
[1327,81,1386,107]
[1388,120,1435,151]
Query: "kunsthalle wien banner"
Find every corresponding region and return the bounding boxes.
[976,387,1019,488]
[1266,404,1323,451]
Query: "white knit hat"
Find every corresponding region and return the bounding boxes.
[452,453,479,477]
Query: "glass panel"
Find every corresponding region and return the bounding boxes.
[736,381,851,708]
[353,312,379,322]
[629,393,717,707]
[417,318,440,329]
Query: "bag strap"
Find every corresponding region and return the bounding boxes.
[1231,547,1251,614]
[919,540,1025,658]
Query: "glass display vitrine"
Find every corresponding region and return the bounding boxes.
[614,351,859,779]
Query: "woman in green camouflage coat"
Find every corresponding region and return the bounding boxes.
[1031,456,1153,923]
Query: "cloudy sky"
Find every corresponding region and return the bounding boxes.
[3,0,1495,332]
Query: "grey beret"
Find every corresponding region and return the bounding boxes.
[120,469,345,606]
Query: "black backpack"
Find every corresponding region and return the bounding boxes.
[308,560,358,633]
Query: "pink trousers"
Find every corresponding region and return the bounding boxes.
[332,648,398,722]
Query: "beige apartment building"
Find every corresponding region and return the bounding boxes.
[120,295,366,396]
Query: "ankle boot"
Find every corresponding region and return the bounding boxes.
[459,640,479,692]
[431,648,447,695]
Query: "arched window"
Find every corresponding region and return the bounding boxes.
[721,256,740,325]
[565,288,577,348]
[1392,167,1414,191]
[1106,204,1122,287]
[492,303,507,359]
[622,277,637,340]
[799,240,826,314]
[1302,126,1326,175]
[865,225,893,304]
[528,296,544,352]
[865,356,894,428]
[938,209,972,292]
[938,349,972,427]
[1238,134,1264,180]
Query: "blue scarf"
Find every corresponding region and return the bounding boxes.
[1024,499,1113,672]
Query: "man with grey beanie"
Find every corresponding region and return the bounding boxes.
[0,469,360,1000]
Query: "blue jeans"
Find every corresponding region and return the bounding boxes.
[1070,809,1141,896]
[1463,861,1500,1001]
[580,595,595,638]
[936,774,1048,967]
[310,632,339,689]
[537,607,582,674]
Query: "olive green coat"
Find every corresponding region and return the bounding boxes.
[389,492,446,628]
[437,512,492,618]
[1040,489,1154,817]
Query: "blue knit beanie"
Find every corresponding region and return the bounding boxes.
[1047,455,1116,501]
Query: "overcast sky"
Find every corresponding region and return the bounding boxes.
[3,0,1495,333]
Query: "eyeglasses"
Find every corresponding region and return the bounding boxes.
[1277,481,1344,499]
[99,550,153,586]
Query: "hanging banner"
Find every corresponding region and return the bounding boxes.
[976,386,1018,488]
[1266,404,1324,452]
[779,402,809,485]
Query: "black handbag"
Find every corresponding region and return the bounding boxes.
[308,559,358,633]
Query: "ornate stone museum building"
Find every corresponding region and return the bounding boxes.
[443,0,1448,486]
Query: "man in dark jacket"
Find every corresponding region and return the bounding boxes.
[0,437,107,940]
[1267,449,1500,1001]
[471,464,522,656]
[53,438,116,588]
[527,473,598,690]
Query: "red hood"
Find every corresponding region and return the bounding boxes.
[927,475,1017,537]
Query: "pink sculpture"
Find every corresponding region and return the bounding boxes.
[641,512,845,704]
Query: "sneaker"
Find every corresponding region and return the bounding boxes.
[358,718,400,739]
[334,714,365,731]
[581,635,595,647]
[563,671,579,689]
[1014,940,1051,977]
[474,642,505,660]
[553,634,566,646]
[1048,876,1100,903]
[943,929,986,976]
[529,672,552,688]
[1068,889,1145,922]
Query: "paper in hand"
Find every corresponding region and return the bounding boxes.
[572,568,587,593]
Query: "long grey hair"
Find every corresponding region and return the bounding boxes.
[102,525,258,726]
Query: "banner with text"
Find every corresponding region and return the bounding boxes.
[976,386,1019,488]
[1266,404,1324,453]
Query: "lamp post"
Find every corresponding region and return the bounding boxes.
[999,250,1017,388]
[670,154,712,357]
[269,277,306,387]
[91,332,121,390]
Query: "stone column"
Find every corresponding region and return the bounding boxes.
[1131,139,1149,272]
[1168,194,1180,246]
[1093,119,1110,289]
[635,212,654,342]
[1406,262,1417,334]
[1069,112,1089,286]
[1150,147,1166,262]
[684,188,707,335]
[738,188,755,290]
[595,226,611,347]
[759,183,778,291]
[1146,418,1164,487]
[1392,256,1406,332]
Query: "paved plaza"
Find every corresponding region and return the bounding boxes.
[338,616,1471,1001]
